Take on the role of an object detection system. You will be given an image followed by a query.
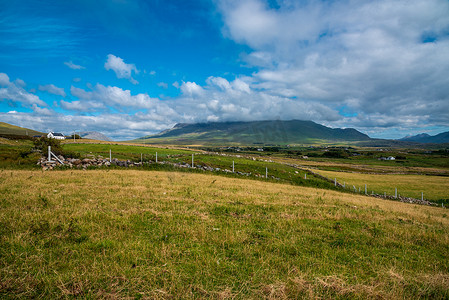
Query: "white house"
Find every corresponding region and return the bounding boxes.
[47,132,66,140]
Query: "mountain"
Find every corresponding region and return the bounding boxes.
[137,120,371,145]
[78,131,112,141]
[0,122,44,137]
[399,132,449,144]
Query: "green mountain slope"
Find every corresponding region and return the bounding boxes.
[137,120,371,145]
[400,131,449,144]
[0,122,44,136]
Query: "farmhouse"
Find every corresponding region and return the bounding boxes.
[47,132,66,140]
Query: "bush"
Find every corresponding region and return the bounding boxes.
[322,150,350,159]
[33,137,64,156]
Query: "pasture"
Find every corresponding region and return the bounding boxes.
[1,170,449,298]
[313,170,449,203]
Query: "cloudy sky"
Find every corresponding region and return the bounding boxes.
[1,0,448,140]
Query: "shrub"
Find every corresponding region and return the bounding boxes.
[33,137,64,156]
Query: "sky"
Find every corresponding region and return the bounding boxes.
[1,0,448,141]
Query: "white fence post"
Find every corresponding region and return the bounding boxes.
[334,178,337,186]
[266,167,268,179]
[232,161,235,173]
[304,173,307,179]
[109,149,111,162]
[191,154,194,168]
[48,146,51,162]
[365,184,367,195]
[395,188,397,198]
[156,152,158,163]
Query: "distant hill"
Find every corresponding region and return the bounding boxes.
[399,131,449,144]
[0,122,44,137]
[137,120,371,145]
[79,131,112,141]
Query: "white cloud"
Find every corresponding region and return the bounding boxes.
[104,54,139,84]
[157,82,168,89]
[38,84,66,97]
[70,84,159,110]
[15,78,26,87]
[60,100,105,111]
[32,104,53,116]
[180,81,204,96]
[64,61,85,70]
[0,73,47,107]
[0,73,10,86]
[217,0,449,132]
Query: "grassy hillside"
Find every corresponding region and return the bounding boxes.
[1,170,448,298]
[0,122,43,137]
[136,120,371,146]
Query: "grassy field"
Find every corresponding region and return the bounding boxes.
[273,156,449,176]
[62,142,196,161]
[1,170,449,299]
[313,170,449,203]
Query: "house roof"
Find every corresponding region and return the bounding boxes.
[49,132,65,137]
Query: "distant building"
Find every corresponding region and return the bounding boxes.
[386,156,396,160]
[47,132,66,140]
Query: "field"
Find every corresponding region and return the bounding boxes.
[313,170,449,202]
[62,142,196,160]
[1,137,449,298]
[1,170,449,298]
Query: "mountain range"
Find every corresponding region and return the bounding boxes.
[139,120,371,145]
[399,132,449,144]
[78,131,112,141]
[2,120,448,146]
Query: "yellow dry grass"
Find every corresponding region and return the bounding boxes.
[313,169,449,200]
[1,169,449,298]
[274,157,449,176]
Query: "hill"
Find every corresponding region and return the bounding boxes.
[400,131,449,143]
[0,122,43,137]
[78,131,112,141]
[137,120,371,145]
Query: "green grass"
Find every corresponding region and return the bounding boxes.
[62,143,195,160]
[1,170,448,298]
[0,143,41,169]
[0,122,43,136]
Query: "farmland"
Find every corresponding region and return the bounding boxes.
[1,170,449,298]
[312,170,449,203]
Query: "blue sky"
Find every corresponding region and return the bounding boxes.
[1,0,449,140]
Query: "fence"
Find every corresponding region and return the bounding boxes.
[45,146,440,206]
